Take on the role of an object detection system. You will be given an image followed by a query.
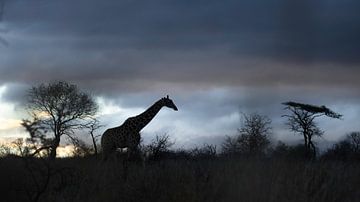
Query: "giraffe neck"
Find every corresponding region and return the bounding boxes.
[132,99,164,132]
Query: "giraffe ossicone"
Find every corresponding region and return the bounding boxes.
[101,95,178,161]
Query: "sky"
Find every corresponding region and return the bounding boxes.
[0,0,360,149]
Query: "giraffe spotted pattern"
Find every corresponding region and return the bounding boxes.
[101,96,178,161]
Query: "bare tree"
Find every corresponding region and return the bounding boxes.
[21,118,52,157]
[221,135,239,156]
[86,118,104,155]
[282,101,342,158]
[348,132,360,152]
[0,142,12,157]
[222,113,272,156]
[12,138,30,157]
[145,134,174,161]
[71,139,93,157]
[191,144,217,159]
[21,81,98,160]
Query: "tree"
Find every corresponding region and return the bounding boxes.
[22,81,98,160]
[282,101,342,158]
[190,144,217,159]
[144,134,174,161]
[222,113,271,156]
[0,142,12,157]
[221,135,240,156]
[85,118,104,155]
[270,141,290,158]
[322,140,354,161]
[270,141,312,160]
[21,117,52,157]
[71,139,93,157]
[348,132,360,152]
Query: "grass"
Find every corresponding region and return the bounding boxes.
[1,156,359,202]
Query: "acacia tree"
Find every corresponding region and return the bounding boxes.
[282,101,342,158]
[222,113,272,156]
[22,81,98,160]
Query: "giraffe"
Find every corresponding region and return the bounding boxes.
[101,95,178,161]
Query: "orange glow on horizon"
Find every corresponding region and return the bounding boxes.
[0,118,21,130]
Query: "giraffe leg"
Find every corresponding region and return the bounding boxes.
[102,151,108,162]
[102,145,115,162]
[121,149,130,181]
[101,150,108,162]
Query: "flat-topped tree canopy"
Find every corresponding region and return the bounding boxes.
[282,101,343,119]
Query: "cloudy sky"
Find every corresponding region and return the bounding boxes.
[0,0,359,149]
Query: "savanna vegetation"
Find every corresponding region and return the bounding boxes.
[0,81,359,202]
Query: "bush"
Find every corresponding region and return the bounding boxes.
[221,113,271,157]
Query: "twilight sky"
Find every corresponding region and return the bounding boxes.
[0,0,360,149]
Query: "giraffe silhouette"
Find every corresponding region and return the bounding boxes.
[101,95,178,161]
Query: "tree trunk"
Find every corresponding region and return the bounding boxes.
[303,130,313,159]
[303,132,308,148]
[49,136,60,160]
[309,140,316,158]
[91,133,98,155]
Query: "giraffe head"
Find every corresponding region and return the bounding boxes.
[161,95,178,111]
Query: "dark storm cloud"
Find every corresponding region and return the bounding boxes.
[2,0,360,59]
[1,0,359,92]
[1,48,360,98]
[0,82,27,103]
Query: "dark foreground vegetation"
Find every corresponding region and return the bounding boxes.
[1,152,360,202]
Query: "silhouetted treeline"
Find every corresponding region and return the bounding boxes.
[121,132,360,163]
[321,132,360,161]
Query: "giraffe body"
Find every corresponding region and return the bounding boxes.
[101,96,178,161]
